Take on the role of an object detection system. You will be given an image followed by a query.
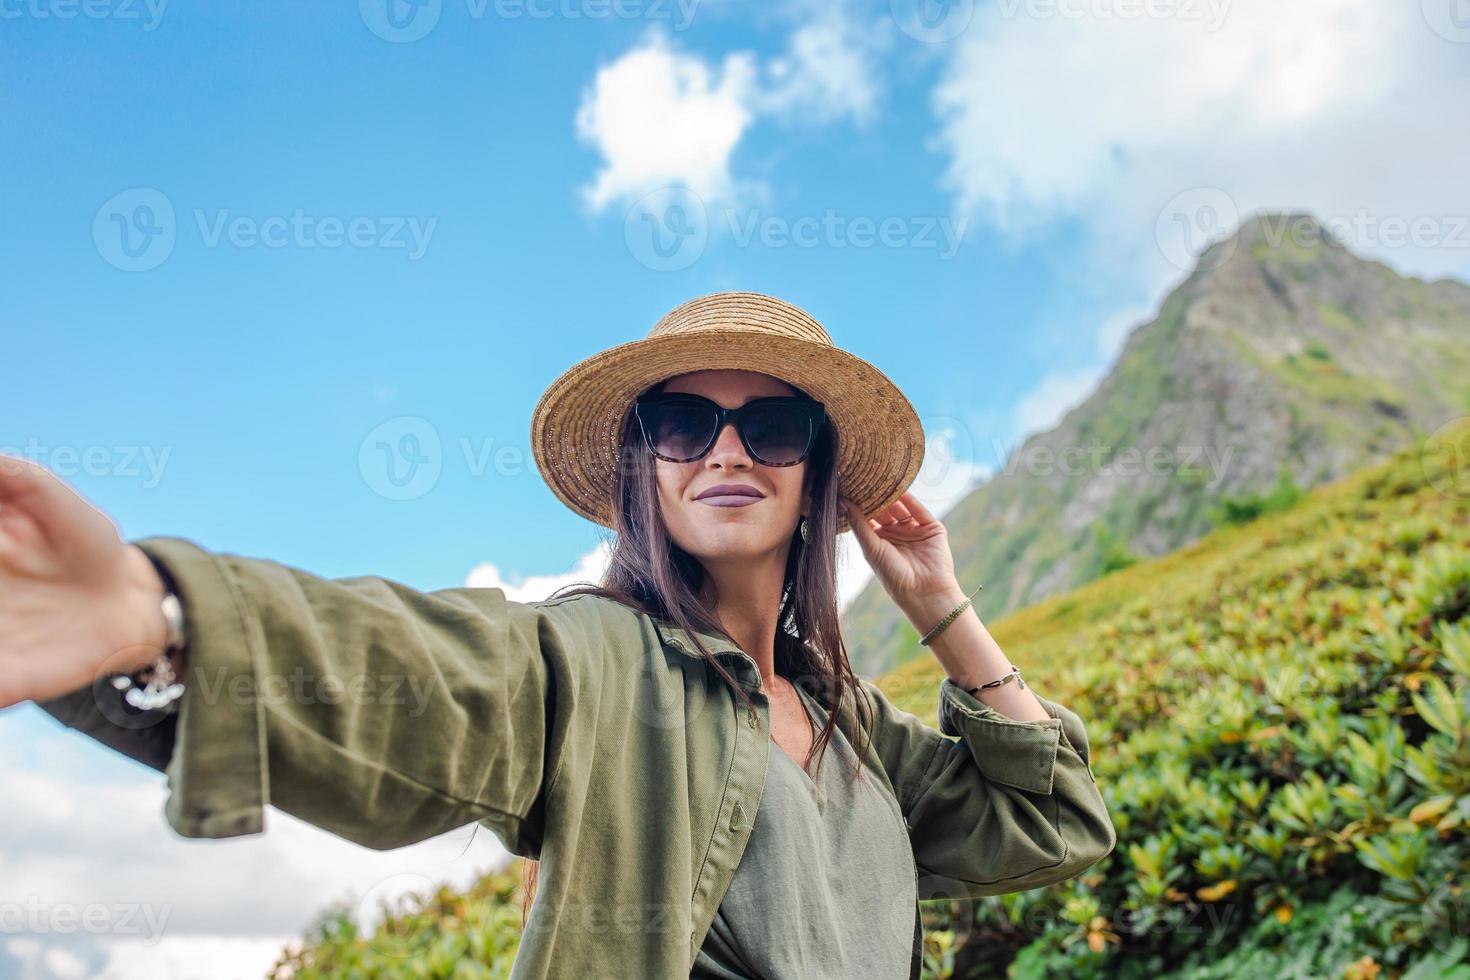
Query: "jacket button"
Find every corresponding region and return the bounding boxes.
[747,712,758,729]
[730,802,745,831]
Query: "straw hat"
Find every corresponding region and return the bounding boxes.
[530,290,925,536]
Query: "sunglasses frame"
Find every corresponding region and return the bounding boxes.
[632,392,827,467]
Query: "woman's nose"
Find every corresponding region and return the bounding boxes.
[705,420,752,467]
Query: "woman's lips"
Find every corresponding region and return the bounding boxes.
[697,495,762,508]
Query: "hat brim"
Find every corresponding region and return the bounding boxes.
[531,329,926,537]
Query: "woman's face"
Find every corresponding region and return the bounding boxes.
[651,369,811,565]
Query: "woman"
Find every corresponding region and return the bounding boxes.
[5,291,1116,979]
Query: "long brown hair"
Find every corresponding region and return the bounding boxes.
[518,376,878,925]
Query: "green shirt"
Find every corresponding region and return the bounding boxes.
[34,535,1117,979]
[692,682,918,978]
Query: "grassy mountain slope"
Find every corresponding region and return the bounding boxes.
[881,416,1470,978]
[843,212,1470,678]
[270,418,1470,979]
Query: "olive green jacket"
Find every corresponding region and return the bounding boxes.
[36,536,1116,979]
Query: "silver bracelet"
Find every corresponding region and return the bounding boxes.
[962,664,1025,697]
[111,591,188,713]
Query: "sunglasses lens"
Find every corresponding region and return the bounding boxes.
[643,401,717,461]
[743,401,815,465]
[638,396,820,464]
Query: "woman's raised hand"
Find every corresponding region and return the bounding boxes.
[0,454,169,708]
[841,490,962,611]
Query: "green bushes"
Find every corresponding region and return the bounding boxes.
[880,418,1470,978]
[1207,465,1307,527]
[1408,547,1470,625]
[267,864,527,979]
[1093,522,1139,576]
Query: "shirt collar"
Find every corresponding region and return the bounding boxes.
[651,617,763,690]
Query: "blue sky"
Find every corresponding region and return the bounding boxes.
[4,0,1469,975]
[2,2,1110,587]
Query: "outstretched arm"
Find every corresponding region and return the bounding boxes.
[5,454,604,857]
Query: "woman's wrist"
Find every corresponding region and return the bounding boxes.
[117,544,172,671]
[903,580,1052,722]
[899,580,969,634]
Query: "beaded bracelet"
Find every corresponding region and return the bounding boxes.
[110,591,187,713]
[917,582,983,647]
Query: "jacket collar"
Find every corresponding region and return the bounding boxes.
[650,616,764,691]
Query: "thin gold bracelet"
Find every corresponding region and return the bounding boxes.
[918,583,983,647]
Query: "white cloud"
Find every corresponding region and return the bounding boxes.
[97,936,292,980]
[907,422,994,518]
[838,424,992,610]
[756,14,886,124]
[42,945,86,979]
[932,0,1470,444]
[465,538,613,599]
[576,10,886,212]
[1010,367,1103,442]
[994,296,1162,447]
[934,0,1412,241]
[575,27,759,212]
[0,934,297,980]
[1,729,511,980]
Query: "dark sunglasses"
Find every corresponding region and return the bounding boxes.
[633,392,827,466]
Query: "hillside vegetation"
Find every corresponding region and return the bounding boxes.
[843,214,1470,677]
[880,415,1470,978]
[269,418,1470,979]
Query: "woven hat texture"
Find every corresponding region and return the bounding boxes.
[530,290,925,536]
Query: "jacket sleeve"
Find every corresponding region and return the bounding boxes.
[859,674,1117,898]
[32,535,606,857]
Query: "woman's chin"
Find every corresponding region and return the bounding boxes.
[684,525,784,560]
